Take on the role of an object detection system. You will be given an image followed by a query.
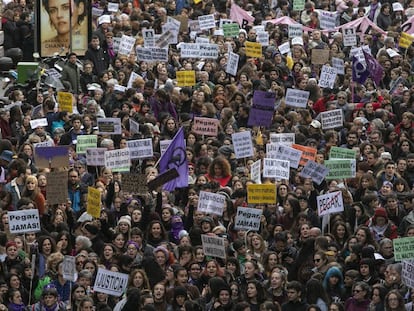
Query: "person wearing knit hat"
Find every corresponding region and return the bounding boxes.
[173,286,188,309]
[367,207,398,242]
[200,216,214,234]
[118,216,132,235]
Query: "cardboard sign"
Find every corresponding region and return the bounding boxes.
[86,148,106,166]
[57,91,73,113]
[399,32,414,49]
[324,159,356,179]
[223,23,240,37]
[127,139,153,160]
[329,146,356,159]
[393,237,414,261]
[332,57,344,75]
[263,158,290,179]
[285,88,309,108]
[176,71,196,86]
[118,35,136,56]
[269,133,295,145]
[402,261,414,288]
[143,28,155,47]
[104,149,130,170]
[180,43,219,59]
[34,141,54,148]
[226,51,239,76]
[300,160,330,185]
[317,191,344,217]
[94,268,129,297]
[320,109,343,129]
[97,118,122,135]
[35,146,68,169]
[192,117,218,136]
[62,256,77,281]
[129,119,140,135]
[319,10,337,29]
[197,191,226,216]
[8,210,41,234]
[136,47,169,62]
[46,171,68,205]
[198,14,216,30]
[250,160,261,184]
[288,24,303,38]
[292,144,317,166]
[87,187,101,218]
[267,143,302,169]
[245,41,262,58]
[76,135,97,154]
[318,65,337,89]
[30,118,48,130]
[121,173,148,194]
[201,235,226,259]
[257,32,269,46]
[232,131,254,159]
[234,207,262,231]
[293,0,305,10]
[278,42,290,55]
[147,168,179,190]
[107,2,119,12]
[311,49,330,65]
[343,28,357,47]
[247,184,276,204]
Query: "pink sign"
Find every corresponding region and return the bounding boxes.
[192,117,219,136]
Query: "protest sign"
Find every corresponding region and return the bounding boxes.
[121,173,148,194]
[343,28,357,47]
[197,191,226,216]
[33,141,54,148]
[293,0,305,10]
[104,149,130,170]
[317,191,344,217]
[155,30,175,48]
[250,160,261,184]
[232,131,254,159]
[245,41,262,58]
[311,49,330,65]
[266,144,302,168]
[234,207,262,231]
[278,42,291,55]
[319,10,336,29]
[196,37,210,44]
[247,184,276,204]
[127,139,153,159]
[394,237,414,261]
[30,118,48,130]
[248,91,275,127]
[127,72,139,90]
[318,65,337,89]
[136,47,169,62]
[46,171,68,205]
[226,52,239,76]
[34,146,69,169]
[285,88,309,108]
[292,144,317,166]
[292,37,304,46]
[402,261,414,288]
[180,43,219,59]
[201,235,226,259]
[107,2,119,12]
[288,24,303,38]
[329,146,356,159]
[269,133,295,145]
[113,37,121,53]
[320,109,343,129]
[257,32,269,46]
[86,148,106,166]
[76,135,97,154]
[129,119,140,135]
[160,140,172,155]
[300,160,330,185]
[118,35,136,56]
[324,159,356,179]
[57,91,73,113]
[192,117,219,136]
[223,23,240,37]
[176,71,196,86]
[399,32,414,49]
[94,268,129,297]
[263,158,290,179]
[62,256,76,281]
[143,28,155,47]
[332,57,344,75]
[8,210,40,234]
[87,187,101,218]
[198,14,216,30]
[97,118,122,135]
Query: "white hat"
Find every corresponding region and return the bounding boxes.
[310,120,321,129]
[98,15,111,25]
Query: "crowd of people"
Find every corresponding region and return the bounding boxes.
[1,0,414,311]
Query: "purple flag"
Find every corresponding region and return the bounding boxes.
[158,127,188,191]
[247,91,276,127]
[352,56,369,84]
[363,51,383,86]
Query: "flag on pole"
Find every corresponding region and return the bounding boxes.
[230,2,255,27]
[158,127,188,191]
[363,51,383,86]
[352,56,369,84]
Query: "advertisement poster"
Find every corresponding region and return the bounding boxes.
[40,0,89,56]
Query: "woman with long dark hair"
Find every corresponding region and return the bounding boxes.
[305,279,330,311]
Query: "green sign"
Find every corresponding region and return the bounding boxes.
[394,237,414,261]
[223,23,240,37]
[293,0,305,11]
[329,147,356,160]
[76,135,98,154]
[324,159,356,179]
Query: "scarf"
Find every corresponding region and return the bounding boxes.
[8,302,26,311]
[45,303,58,311]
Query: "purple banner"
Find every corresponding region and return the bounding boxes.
[247,91,276,127]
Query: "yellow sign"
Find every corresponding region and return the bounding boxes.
[245,41,262,58]
[57,91,73,113]
[176,71,196,86]
[247,184,276,204]
[399,32,414,49]
[87,187,101,218]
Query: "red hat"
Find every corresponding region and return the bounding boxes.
[5,241,17,249]
[374,207,388,220]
